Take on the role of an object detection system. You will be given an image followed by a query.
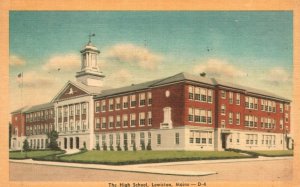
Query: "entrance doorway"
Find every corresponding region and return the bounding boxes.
[76,137,79,149]
[70,137,73,149]
[64,138,67,149]
[221,134,227,149]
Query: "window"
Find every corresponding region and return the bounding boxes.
[188,86,194,100]
[194,87,200,101]
[236,93,240,105]
[285,113,289,123]
[82,103,87,114]
[245,115,249,127]
[221,105,226,115]
[115,97,121,110]
[101,100,106,112]
[116,115,121,128]
[69,105,74,116]
[221,90,226,99]
[200,88,207,102]
[260,117,264,128]
[157,134,161,145]
[109,134,113,146]
[95,118,100,129]
[95,101,100,112]
[207,89,213,103]
[109,99,114,111]
[188,108,194,122]
[102,134,106,145]
[116,133,120,145]
[229,92,233,104]
[229,112,233,124]
[254,98,258,110]
[280,103,283,113]
[131,133,136,145]
[109,116,114,128]
[200,109,206,123]
[175,133,180,144]
[123,133,128,146]
[130,95,136,107]
[130,113,136,127]
[147,111,152,126]
[194,109,200,122]
[123,96,128,109]
[272,101,276,112]
[101,117,106,129]
[245,97,249,108]
[140,132,145,147]
[147,92,152,105]
[123,114,128,127]
[139,93,146,106]
[237,133,240,143]
[207,110,212,124]
[75,104,80,115]
[261,99,265,111]
[63,106,68,117]
[221,120,225,128]
[285,104,289,111]
[139,112,145,126]
[236,113,240,125]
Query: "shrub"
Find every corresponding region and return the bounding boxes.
[102,143,107,151]
[133,142,137,151]
[146,142,152,150]
[141,142,145,150]
[96,143,100,150]
[109,144,114,151]
[117,144,122,151]
[124,143,128,151]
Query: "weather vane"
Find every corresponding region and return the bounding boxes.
[88,33,96,43]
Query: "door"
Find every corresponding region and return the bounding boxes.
[76,137,79,149]
[221,134,227,149]
[64,138,67,149]
[70,137,73,149]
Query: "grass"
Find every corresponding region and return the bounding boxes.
[248,150,293,157]
[9,150,65,159]
[44,150,253,165]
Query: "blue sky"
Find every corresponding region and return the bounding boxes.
[9,11,293,111]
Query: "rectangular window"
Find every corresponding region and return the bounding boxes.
[245,96,249,108]
[254,98,258,110]
[229,92,233,104]
[130,113,136,127]
[200,109,206,123]
[123,114,128,128]
[245,115,249,127]
[207,110,212,124]
[200,88,207,102]
[95,101,100,113]
[131,133,136,145]
[194,108,200,122]
[102,134,106,146]
[109,116,114,128]
[194,87,200,101]
[139,93,146,106]
[272,101,276,112]
[109,134,113,146]
[147,111,152,126]
[140,132,145,147]
[101,100,106,112]
[236,113,240,125]
[229,112,233,124]
[130,95,136,107]
[101,117,106,129]
[188,86,194,100]
[249,97,254,109]
[285,104,289,111]
[116,133,120,145]
[157,134,161,145]
[147,92,152,105]
[123,96,128,109]
[75,104,80,115]
[82,103,87,114]
[221,90,226,99]
[139,112,145,126]
[285,113,289,122]
[116,115,121,128]
[221,105,226,115]
[188,108,194,122]
[109,99,114,111]
[236,93,240,105]
[280,103,283,113]
[95,117,100,129]
[115,97,121,110]
[175,133,180,144]
[221,120,225,128]
[207,89,213,103]
[261,99,265,111]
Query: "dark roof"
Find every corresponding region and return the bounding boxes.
[25,102,54,113]
[94,72,291,102]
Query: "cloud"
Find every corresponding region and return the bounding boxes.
[261,67,291,85]
[104,69,134,87]
[9,55,26,66]
[105,43,163,70]
[193,59,247,78]
[42,53,81,72]
[16,71,56,88]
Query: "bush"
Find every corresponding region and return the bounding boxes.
[109,145,114,151]
[124,143,128,151]
[141,142,145,150]
[102,143,107,151]
[117,144,122,151]
[146,142,152,150]
[133,142,137,151]
[96,143,100,150]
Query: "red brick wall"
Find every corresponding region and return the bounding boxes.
[11,113,25,137]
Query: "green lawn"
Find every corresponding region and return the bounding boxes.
[248,150,293,157]
[57,151,252,165]
[9,150,64,159]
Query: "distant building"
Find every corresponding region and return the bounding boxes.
[10,41,292,151]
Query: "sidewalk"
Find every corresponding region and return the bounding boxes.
[9,156,292,176]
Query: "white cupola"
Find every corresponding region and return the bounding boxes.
[76,34,105,87]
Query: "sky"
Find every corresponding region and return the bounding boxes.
[9,11,293,112]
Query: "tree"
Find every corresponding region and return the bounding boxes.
[9,123,12,149]
[83,141,87,150]
[23,139,30,158]
[47,130,59,150]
